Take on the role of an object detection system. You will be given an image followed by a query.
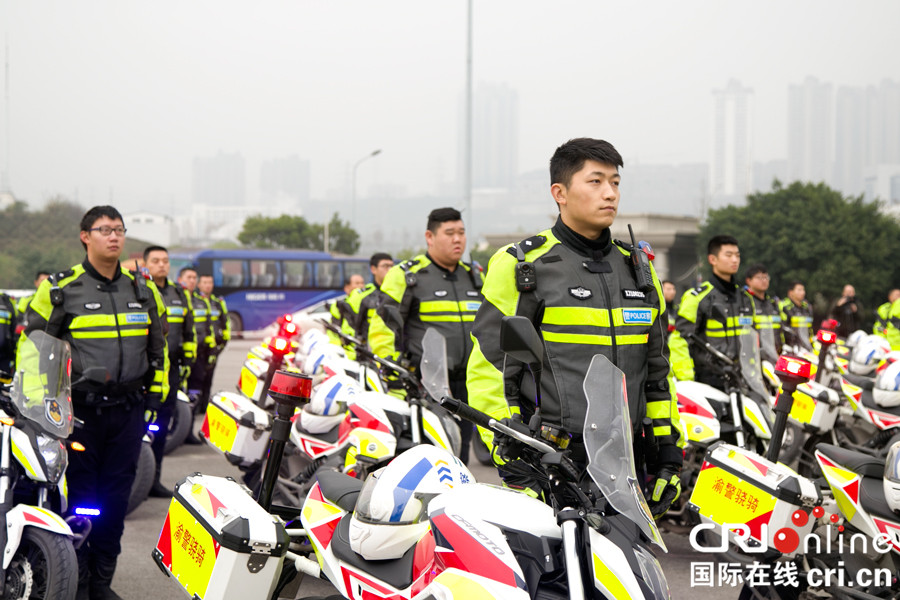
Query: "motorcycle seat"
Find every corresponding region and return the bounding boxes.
[859,389,900,417]
[843,373,874,390]
[859,477,898,522]
[815,443,884,478]
[317,470,364,513]
[330,513,416,591]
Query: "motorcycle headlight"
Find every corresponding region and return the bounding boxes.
[36,434,67,484]
[634,544,671,599]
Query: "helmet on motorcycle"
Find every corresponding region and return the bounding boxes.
[849,335,891,375]
[876,351,900,375]
[348,445,473,560]
[299,375,361,433]
[846,330,868,349]
[299,329,328,356]
[302,344,343,376]
[884,441,900,515]
[873,361,900,408]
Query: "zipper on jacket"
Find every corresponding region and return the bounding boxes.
[598,274,618,365]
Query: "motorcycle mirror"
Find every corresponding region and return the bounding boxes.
[500,316,544,370]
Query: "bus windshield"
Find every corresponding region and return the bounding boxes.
[169,249,369,334]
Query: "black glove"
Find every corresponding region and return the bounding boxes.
[144,392,164,423]
[647,464,682,519]
[493,416,528,464]
[498,459,544,500]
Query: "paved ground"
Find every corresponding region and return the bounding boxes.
[113,339,744,599]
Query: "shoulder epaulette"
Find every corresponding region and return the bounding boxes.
[399,258,421,272]
[505,234,547,258]
[56,269,75,282]
[690,282,711,296]
[613,239,634,252]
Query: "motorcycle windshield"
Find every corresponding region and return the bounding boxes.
[757,325,778,365]
[739,326,771,402]
[420,328,451,403]
[582,355,666,551]
[12,331,73,438]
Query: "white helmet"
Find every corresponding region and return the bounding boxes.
[873,361,900,408]
[849,335,891,375]
[884,441,900,515]
[300,329,329,356]
[877,351,900,376]
[846,330,868,349]
[302,344,341,376]
[348,446,473,560]
[299,375,361,433]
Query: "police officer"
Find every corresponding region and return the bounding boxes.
[24,206,166,600]
[0,292,16,375]
[327,274,365,355]
[197,274,230,409]
[466,138,682,518]
[886,294,900,351]
[669,235,756,391]
[779,280,814,350]
[181,267,215,431]
[348,252,394,341]
[744,264,783,362]
[875,289,900,336]
[15,270,50,331]
[369,207,483,464]
[143,245,196,498]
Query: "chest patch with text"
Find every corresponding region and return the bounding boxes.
[622,308,653,325]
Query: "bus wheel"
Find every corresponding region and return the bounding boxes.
[227,312,243,336]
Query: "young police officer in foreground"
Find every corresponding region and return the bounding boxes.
[25,206,167,600]
[466,138,683,518]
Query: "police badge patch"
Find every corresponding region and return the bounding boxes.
[569,287,592,300]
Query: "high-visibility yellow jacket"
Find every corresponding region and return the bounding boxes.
[23,260,168,404]
[875,301,892,337]
[157,279,196,364]
[748,291,783,359]
[467,221,682,467]
[886,298,900,351]
[779,297,813,349]
[369,254,482,375]
[669,276,756,387]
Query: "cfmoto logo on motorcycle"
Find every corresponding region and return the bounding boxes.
[448,513,506,555]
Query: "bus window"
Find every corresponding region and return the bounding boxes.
[344,261,369,283]
[283,260,313,288]
[250,260,280,288]
[315,262,342,289]
[213,260,245,288]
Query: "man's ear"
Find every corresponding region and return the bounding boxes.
[551,183,566,207]
[79,230,91,247]
[424,229,434,247]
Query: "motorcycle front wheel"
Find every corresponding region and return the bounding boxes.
[164,399,193,455]
[126,441,156,516]
[3,527,77,600]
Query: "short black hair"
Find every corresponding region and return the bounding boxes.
[143,245,168,262]
[198,274,213,281]
[80,205,124,249]
[370,252,393,268]
[550,138,623,188]
[178,266,197,278]
[744,264,768,280]
[661,279,674,287]
[707,235,739,256]
[34,270,51,280]
[787,280,804,292]
[426,207,463,233]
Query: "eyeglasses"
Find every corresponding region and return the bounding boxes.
[752,274,770,280]
[89,226,127,237]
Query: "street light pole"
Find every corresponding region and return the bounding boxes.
[352,149,382,230]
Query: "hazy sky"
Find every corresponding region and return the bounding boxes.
[2,0,899,215]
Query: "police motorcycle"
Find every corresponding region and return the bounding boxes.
[295,315,671,599]
[687,355,900,599]
[0,331,88,599]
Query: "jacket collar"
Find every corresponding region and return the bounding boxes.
[551,215,612,260]
[82,258,122,284]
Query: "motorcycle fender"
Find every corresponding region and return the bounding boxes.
[812,449,878,536]
[176,390,190,404]
[10,427,47,482]
[414,568,530,599]
[741,397,772,439]
[588,528,644,599]
[3,505,73,569]
[298,482,346,592]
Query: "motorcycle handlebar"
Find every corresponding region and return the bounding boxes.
[686,333,735,366]
[439,396,557,456]
[439,396,492,429]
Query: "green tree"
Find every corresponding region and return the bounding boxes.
[238,213,360,255]
[699,180,900,326]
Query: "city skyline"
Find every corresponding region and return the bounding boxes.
[1,1,899,227]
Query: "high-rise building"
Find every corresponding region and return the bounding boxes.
[192,151,246,207]
[710,80,753,207]
[788,77,833,185]
[867,79,900,167]
[834,86,867,196]
[470,82,518,191]
[260,155,310,204]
